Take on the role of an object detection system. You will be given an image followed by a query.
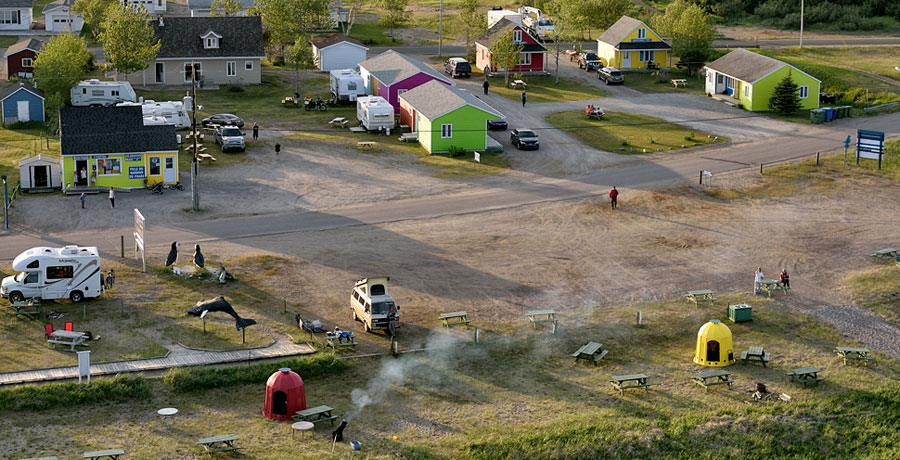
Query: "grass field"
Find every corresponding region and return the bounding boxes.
[842,265,900,324]
[0,35,19,48]
[764,47,900,81]
[348,21,405,46]
[485,75,606,103]
[623,69,707,95]
[0,126,59,189]
[546,111,724,154]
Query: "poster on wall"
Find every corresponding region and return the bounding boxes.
[129,167,146,179]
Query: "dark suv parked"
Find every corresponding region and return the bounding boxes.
[510,129,539,150]
[578,53,603,71]
[598,67,624,85]
[444,57,471,78]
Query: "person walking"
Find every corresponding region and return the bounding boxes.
[108,187,115,208]
[779,269,790,289]
[754,268,764,295]
[521,90,527,107]
[483,80,490,96]
[609,186,618,209]
[274,142,281,160]
[252,122,259,141]
[80,192,86,209]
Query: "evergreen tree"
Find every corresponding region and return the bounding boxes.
[768,71,802,114]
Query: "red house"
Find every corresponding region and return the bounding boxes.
[3,38,41,80]
[475,18,546,76]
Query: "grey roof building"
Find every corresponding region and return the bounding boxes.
[152,16,264,59]
[59,106,176,155]
[359,49,448,86]
[0,0,33,7]
[399,80,502,120]
[704,48,793,83]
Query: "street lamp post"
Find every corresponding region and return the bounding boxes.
[2,175,8,230]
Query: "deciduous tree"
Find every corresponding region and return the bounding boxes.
[99,4,161,78]
[456,0,485,61]
[651,0,715,74]
[255,0,331,56]
[769,70,802,114]
[33,33,91,123]
[284,34,316,94]
[210,0,243,16]
[489,29,524,86]
[72,0,116,38]
[376,0,410,40]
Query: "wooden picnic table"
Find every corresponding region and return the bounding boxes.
[609,373,650,395]
[870,248,897,262]
[526,310,557,329]
[511,79,527,89]
[671,79,687,88]
[357,141,377,151]
[197,153,217,162]
[571,341,608,365]
[786,367,824,386]
[439,311,470,328]
[82,449,125,460]
[759,279,788,297]
[49,330,88,352]
[293,405,337,426]
[693,369,733,391]
[4,299,41,324]
[685,289,717,307]
[329,117,348,127]
[324,331,356,350]
[197,434,241,455]
[835,347,873,366]
[740,346,771,367]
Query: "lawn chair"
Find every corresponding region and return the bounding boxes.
[65,322,74,332]
[44,323,54,339]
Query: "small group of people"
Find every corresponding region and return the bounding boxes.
[78,187,116,210]
[754,267,790,295]
[332,326,354,343]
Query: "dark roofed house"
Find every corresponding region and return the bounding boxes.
[59,106,179,190]
[596,15,669,70]
[2,37,41,79]
[311,33,368,71]
[475,18,547,76]
[119,16,265,87]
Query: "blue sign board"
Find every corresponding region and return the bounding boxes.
[128,166,146,179]
[125,154,143,162]
[857,129,885,168]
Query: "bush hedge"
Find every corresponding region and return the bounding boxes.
[0,374,151,411]
[163,353,348,392]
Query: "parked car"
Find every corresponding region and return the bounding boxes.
[598,67,624,85]
[214,126,246,152]
[487,118,508,131]
[510,129,539,150]
[444,57,471,78]
[578,53,603,71]
[202,113,244,127]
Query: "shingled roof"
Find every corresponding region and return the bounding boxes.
[705,48,819,83]
[0,82,43,101]
[476,18,546,53]
[42,0,73,13]
[399,80,502,120]
[0,0,34,7]
[311,33,366,50]
[598,16,648,46]
[3,38,42,58]
[59,106,177,155]
[359,50,450,86]
[152,16,264,59]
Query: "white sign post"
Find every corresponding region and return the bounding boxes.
[473,151,481,170]
[134,208,146,272]
[77,350,91,383]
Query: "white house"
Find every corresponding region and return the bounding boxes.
[311,34,367,71]
[19,155,61,191]
[42,0,83,32]
[121,0,165,15]
[0,0,33,31]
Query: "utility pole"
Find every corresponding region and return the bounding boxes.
[190,64,200,211]
[799,0,804,48]
[438,0,443,57]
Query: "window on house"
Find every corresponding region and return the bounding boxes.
[798,85,809,98]
[0,10,20,24]
[155,62,164,83]
[21,58,32,68]
[638,51,654,62]
[205,37,218,49]
[441,124,452,138]
[518,53,531,66]
[513,30,522,42]
[184,62,201,82]
[227,61,236,77]
[744,85,750,97]
[245,61,253,71]
[637,28,646,39]
[96,158,121,175]
[149,156,161,176]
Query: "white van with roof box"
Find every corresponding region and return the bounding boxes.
[350,277,399,335]
[0,246,103,303]
[70,79,137,107]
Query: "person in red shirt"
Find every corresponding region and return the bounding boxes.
[779,269,790,288]
[609,186,618,209]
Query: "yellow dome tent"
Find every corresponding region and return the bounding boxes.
[693,320,735,367]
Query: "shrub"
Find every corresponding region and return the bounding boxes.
[0,374,151,411]
[228,86,245,93]
[163,353,348,392]
[448,146,468,158]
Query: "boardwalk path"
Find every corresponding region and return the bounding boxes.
[0,339,315,386]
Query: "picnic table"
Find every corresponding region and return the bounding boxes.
[870,248,897,263]
[759,279,788,297]
[526,310,557,329]
[197,434,241,455]
[786,367,824,386]
[609,373,650,395]
[48,330,88,352]
[671,79,687,88]
[685,290,717,307]
[740,346,771,367]
[82,449,125,460]
[439,311,470,328]
[186,131,205,141]
[399,132,418,143]
[329,117,349,128]
[511,79,527,89]
[4,299,41,324]
[692,369,733,391]
[357,141,377,151]
[835,347,873,366]
[324,331,356,350]
[571,341,608,365]
[197,153,217,162]
[293,405,337,426]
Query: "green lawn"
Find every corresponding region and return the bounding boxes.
[546,110,724,153]
[764,46,900,81]
[624,69,707,96]
[348,21,404,46]
[487,75,606,103]
[0,126,59,189]
[0,35,19,48]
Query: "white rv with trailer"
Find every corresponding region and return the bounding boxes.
[116,96,192,129]
[487,8,522,28]
[330,69,366,102]
[70,79,137,107]
[0,246,103,303]
[350,276,399,335]
[356,96,394,132]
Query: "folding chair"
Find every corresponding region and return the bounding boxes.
[44,324,54,339]
[65,322,74,332]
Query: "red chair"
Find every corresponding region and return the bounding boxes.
[44,324,54,338]
[64,322,74,332]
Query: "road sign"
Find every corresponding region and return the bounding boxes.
[134,208,146,272]
[474,152,481,163]
[857,129,885,168]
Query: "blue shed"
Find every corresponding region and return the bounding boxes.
[1,83,45,125]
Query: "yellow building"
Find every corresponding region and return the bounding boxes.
[596,16,670,70]
[693,320,735,367]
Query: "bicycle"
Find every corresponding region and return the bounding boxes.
[148,182,164,195]
[163,182,185,191]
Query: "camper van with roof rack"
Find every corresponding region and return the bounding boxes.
[0,245,103,303]
[350,277,399,335]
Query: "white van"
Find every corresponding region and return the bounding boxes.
[330,69,365,102]
[0,246,103,303]
[70,79,137,107]
[356,96,394,132]
[350,277,399,334]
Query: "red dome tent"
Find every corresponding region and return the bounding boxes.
[263,368,307,420]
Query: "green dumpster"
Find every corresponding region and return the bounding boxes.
[809,109,825,124]
[729,304,752,322]
[841,106,853,118]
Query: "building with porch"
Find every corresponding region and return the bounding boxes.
[703,49,820,112]
[475,18,546,76]
[596,16,669,70]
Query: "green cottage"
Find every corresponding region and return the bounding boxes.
[398,80,503,154]
[703,49,820,112]
[60,106,179,191]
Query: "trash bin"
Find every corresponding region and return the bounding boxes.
[828,107,838,121]
[728,304,752,322]
[809,109,825,124]
[841,106,853,118]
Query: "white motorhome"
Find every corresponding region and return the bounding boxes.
[350,276,399,334]
[70,80,137,107]
[519,6,554,41]
[330,69,366,102]
[0,246,103,303]
[487,8,522,28]
[117,96,192,129]
[356,96,394,132]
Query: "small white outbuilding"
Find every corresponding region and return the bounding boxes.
[311,33,368,72]
[19,155,61,191]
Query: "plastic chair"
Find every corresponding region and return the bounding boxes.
[44,324,54,338]
[65,322,74,332]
